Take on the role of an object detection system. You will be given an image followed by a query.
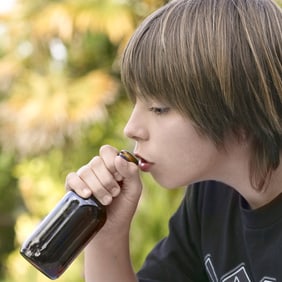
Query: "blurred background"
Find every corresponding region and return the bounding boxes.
[0,0,281,281]
[0,0,186,281]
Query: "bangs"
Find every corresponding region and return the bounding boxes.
[120,4,187,108]
[120,0,235,141]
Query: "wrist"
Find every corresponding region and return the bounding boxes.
[84,230,136,282]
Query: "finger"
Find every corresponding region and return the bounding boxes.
[88,156,121,197]
[65,172,92,198]
[99,145,123,182]
[114,155,140,193]
[115,155,139,179]
[114,156,142,204]
[77,162,114,205]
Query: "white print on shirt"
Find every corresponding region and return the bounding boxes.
[204,254,276,282]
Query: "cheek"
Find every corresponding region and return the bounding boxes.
[153,139,219,188]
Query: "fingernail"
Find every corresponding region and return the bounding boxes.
[82,188,91,198]
[112,187,120,197]
[102,195,112,205]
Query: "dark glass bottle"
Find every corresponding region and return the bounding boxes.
[20,150,138,280]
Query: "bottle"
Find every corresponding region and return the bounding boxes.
[20,150,138,280]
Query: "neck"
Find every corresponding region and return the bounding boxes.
[213,140,282,210]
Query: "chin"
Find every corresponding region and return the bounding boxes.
[153,175,187,189]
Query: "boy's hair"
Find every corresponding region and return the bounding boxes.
[121,0,282,191]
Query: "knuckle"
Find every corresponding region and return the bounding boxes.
[89,156,102,168]
[99,144,118,157]
[94,188,112,205]
[99,144,111,155]
[103,177,116,189]
[77,164,91,177]
[65,171,76,182]
[65,172,77,187]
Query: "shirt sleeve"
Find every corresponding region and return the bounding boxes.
[137,185,208,282]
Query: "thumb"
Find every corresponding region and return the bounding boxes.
[114,155,142,196]
[115,155,140,180]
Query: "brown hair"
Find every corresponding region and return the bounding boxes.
[121,0,282,190]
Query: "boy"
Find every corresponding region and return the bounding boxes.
[66,0,282,280]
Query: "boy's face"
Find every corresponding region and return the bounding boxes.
[124,98,224,188]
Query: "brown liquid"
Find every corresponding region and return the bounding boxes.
[20,191,106,279]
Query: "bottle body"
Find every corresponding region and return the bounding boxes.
[20,191,106,279]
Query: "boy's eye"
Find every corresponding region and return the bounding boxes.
[149,107,170,115]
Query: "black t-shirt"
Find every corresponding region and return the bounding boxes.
[137,181,282,281]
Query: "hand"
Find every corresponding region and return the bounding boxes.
[65,144,142,233]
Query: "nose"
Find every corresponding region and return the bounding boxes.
[123,106,148,141]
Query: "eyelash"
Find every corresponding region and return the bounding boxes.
[149,107,170,115]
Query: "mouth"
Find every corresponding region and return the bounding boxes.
[134,153,154,172]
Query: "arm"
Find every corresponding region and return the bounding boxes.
[65,145,142,282]
[84,229,137,282]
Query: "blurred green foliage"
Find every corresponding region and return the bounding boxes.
[0,0,184,281]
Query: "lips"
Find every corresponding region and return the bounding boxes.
[135,154,153,172]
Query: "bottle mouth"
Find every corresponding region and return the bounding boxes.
[118,150,139,165]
